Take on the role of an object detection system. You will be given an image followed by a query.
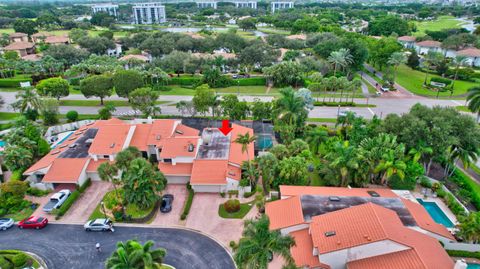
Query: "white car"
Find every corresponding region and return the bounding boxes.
[380,85,390,92]
[0,218,14,230]
[84,218,114,232]
[42,189,71,212]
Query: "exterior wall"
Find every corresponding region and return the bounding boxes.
[191,184,225,193]
[409,226,454,245]
[226,177,239,191]
[87,171,101,181]
[77,161,90,187]
[107,44,122,57]
[399,41,415,49]
[280,223,310,235]
[271,1,294,13]
[92,5,118,16]
[416,45,444,55]
[235,1,257,8]
[172,156,195,164]
[166,175,190,184]
[133,3,166,24]
[465,56,480,67]
[197,1,217,8]
[318,240,410,269]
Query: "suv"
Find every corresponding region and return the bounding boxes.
[43,189,71,213]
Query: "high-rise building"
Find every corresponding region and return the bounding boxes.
[132,2,166,24]
[92,3,118,17]
[271,1,294,13]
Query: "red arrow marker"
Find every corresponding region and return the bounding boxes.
[219,119,233,136]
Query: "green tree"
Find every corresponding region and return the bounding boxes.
[98,104,116,120]
[80,75,113,105]
[44,44,89,67]
[66,110,79,122]
[234,132,256,187]
[159,50,190,76]
[122,158,166,209]
[13,19,37,36]
[115,147,142,171]
[273,156,309,188]
[129,87,160,117]
[263,61,303,87]
[77,36,115,55]
[368,15,410,36]
[251,99,272,121]
[467,86,480,122]
[238,18,257,31]
[305,126,328,155]
[113,70,144,99]
[256,153,278,193]
[106,240,167,269]
[422,51,444,86]
[98,162,121,202]
[387,52,407,83]
[11,88,41,113]
[406,49,420,69]
[3,145,33,172]
[221,94,249,120]
[40,98,59,125]
[327,48,353,76]
[36,77,70,100]
[192,84,216,116]
[321,141,359,187]
[457,212,480,243]
[450,55,467,91]
[234,215,294,269]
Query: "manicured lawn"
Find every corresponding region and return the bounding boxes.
[4,206,35,221]
[455,106,471,112]
[125,203,155,218]
[0,87,20,92]
[0,112,21,121]
[414,16,467,36]
[215,85,272,95]
[307,118,337,123]
[159,87,196,96]
[257,27,290,35]
[218,202,253,219]
[395,65,477,97]
[89,189,155,221]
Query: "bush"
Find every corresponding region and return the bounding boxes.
[243,191,255,198]
[12,253,29,267]
[388,174,416,190]
[419,177,432,188]
[0,77,32,88]
[68,77,82,86]
[9,170,23,181]
[77,178,91,193]
[55,190,80,218]
[26,187,50,197]
[449,169,480,210]
[66,110,79,122]
[236,77,266,86]
[228,190,239,198]
[430,77,452,86]
[313,101,357,107]
[0,256,12,269]
[446,250,480,259]
[223,199,240,213]
[180,188,194,220]
[168,76,202,86]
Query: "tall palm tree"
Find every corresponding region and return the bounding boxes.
[235,132,256,187]
[305,126,328,155]
[256,153,278,193]
[275,87,306,126]
[11,87,41,113]
[457,212,480,244]
[234,215,295,269]
[327,48,353,76]
[374,153,406,185]
[451,55,467,92]
[467,86,480,122]
[106,240,167,269]
[98,162,121,201]
[387,52,407,84]
[324,141,359,187]
[422,51,443,86]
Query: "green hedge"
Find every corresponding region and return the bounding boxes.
[236,77,266,86]
[180,187,195,220]
[168,77,202,86]
[450,169,480,210]
[55,190,80,218]
[446,250,480,259]
[0,77,32,88]
[26,187,50,197]
[430,77,452,86]
[77,178,91,193]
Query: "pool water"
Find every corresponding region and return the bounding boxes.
[0,141,5,147]
[51,131,74,149]
[468,263,480,269]
[257,135,273,150]
[416,199,454,228]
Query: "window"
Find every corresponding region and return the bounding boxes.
[104,155,109,159]
[164,159,172,163]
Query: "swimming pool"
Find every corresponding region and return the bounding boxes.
[468,263,480,269]
[50,131,74,149]
[416,199,454,228]
[256,134,273,150]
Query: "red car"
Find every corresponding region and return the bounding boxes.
[18,216,48,229]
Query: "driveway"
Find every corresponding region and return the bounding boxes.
[185,193,258,247]
[0,224,235,269]
[151,184,187,226]
[59,181,112,224]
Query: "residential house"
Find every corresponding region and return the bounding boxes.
[266,185,456,269]
[456,48,480,67]
[9,32,28,43]
[397,36,416,49]
[118,54,150,69]
[3,42,35,57]
[415,40,443,55]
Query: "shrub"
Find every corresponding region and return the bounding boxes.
[236,77,266,86]
[168,76,202,86]
[26,187,50,197]
[243,191,255,198]
[68,77,82,86]
[220,192,226,198]
[449,169,480,210]
[446,250,480,259]
[0,77,32,88]
[419,177,432,188]
[55,190,80,217]
[78,178,91,193]
[223,199,240,213]
[12,253,29,267]
[9,170,23,181]
[0,256,12,269]
[228,190,239,198]
[180,188,194,220]
[66,110,79,122]
[430,77,452,86]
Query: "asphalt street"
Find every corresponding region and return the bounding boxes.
[0,224,235,269]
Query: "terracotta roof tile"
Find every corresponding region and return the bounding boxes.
[119,54,149,62]
[45,35,69,44]
[9,32,27,38]
[158,162,193,175]
[347,249,424,269]
[173,124,200,137]
[228,124,254,166]
[190,159,228,185]
[457,48,480,57]
[279,185,398,198]
[86,159,113,173]
[226,164,241,181]
[160,137,198,158]
[290,229,326,269]
[398,36,416,42]
[88,124,132,155]
[147,119,177,147]
[4,42,35,50]
[416,40,441,47]
[265,196,304,230]
[43,158,89,183]
[130,124,152,151]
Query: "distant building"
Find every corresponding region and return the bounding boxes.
[234,0,257,8]
[3,42,35,57]
[9,33,28,43]
[197,0,217,9]
[132,2,167,24]
[415,40,443,55]
[457,48,480,67]
[271,1,294,13]
[397,36,416,49]
[92,3,118,17]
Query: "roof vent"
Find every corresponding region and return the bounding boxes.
[156,135,161,140]
[69,144,77,148]
[324,231,336,237]
[228,171,236,176]
[367,191,380,197]
[187,143,194,152]
[329,196,340,202]
[110,143,115,148]
[51,150,61,155]
[175,129,184,135]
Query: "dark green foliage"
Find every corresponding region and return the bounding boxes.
[368,15,410,36]
[446,250,480,259]
[113,70,144,98]
[168,76,202,86]
[66,110,79,122]
[237,77,266,86]
[26,187,50,197]
[180,187,194,220]
[449,170,480,210]
[407,50,420,69]
[430,77,452,86]
[12,253,29,267]
[0,77,32,88]
[55,190,80,217]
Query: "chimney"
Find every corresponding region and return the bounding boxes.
[147,116,153,124]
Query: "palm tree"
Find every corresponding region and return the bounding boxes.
[275,87,306,126]
[422,51,443,86]
[98,162,121,201]
[374,153,406,185]
[457,212,480,244]
[106,240,167,269]
[235,132,256,187]
[256,153,278,193]
[305,126,328,155]
[387,52,407,84]
[327,48,353,76]
[467,86,480,122]
[11,87,41,113]
[451,55,467,92]
[234,215,295,269]
[324,141,359,187]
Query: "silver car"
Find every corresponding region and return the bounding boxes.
[0,218,14,230]
[84,218,114,232]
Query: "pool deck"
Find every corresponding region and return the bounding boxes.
[413,193,459,231]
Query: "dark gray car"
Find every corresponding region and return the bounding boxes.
[160,194,174,213]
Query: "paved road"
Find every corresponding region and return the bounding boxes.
[0,224,235,269]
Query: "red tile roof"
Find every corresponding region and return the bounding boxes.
[226,164,241,181]
[86,159,113,173]
[416,40,441,47]
[347,249,424,269]
[43,158,89,183]
[290,229,327,269]
[45,35,69,44]
[398,36,416,42]
[147,119,177,147]
[173,124,200,137]
[457,48,480,57]
[190,159,228,185]
[160,137,198,158]
[119,54,149,62]
[228,124,254,166]
[130,124,152,151]
[9,32,28,38]
[265,196,304,230]
[279,185,398,198]
[402,199,455,240]
[4,41,35,50]
[89,124,131,155]
[158,162,193,175]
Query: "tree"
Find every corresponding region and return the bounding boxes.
[122,158,166,209]
[251,99,272,121]
[98,162,121,202]
[234,215,295,269]
[234,132,256,187]
[221,94,249,120]
[176,101,197,117]
[263,62,303,87]
[77,36,115,55]
[106,240,167,269]
[305,126,328,155]
[367,37,403,70]
[422,51,444,86]
[66,110,79,122]
[368,16,410,36]
[239,42,279,69]
[274,87,308,135]
[79,75,113,105]
[90,12,115,27]
[192,84,216,116]
[387,52,407,83]
[99,104,116,120]
[69,28,88,43]
[256,153,278,192]
[43,44,89,67]
[36,77,70,100]
[467,86,480,122]
[450,55,467,91]
[11,88,41,113]
[129,87,160,117]
[238,18,257,31]
[273,156,309,188]
[327,48,353,76]
[457,212,480,243]
[40,98,59,125]
[406,49,420,69]
[113,70,144,99]
[115,147,142,171]
[159,50,190,76]
[3,145,33,172]
[321,141,359,187]
[13,19,37,36]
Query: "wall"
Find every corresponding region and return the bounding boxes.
[191,184,224,193]
[444,241,480,252]
[166,175,190,184]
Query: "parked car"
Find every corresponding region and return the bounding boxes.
[43,189,71,213]
[160,194,174,213]
[0,218,14,230]
[380,85,390,92]
[84,218,114,232]
[232,74,250,79]
[18,216,48,229]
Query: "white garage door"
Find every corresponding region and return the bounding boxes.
[191,184,224,193]
[166,175,190,184]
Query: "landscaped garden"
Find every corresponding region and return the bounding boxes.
[218,199,253,219]
[0,250,41,269]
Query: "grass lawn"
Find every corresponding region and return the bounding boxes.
[257,27,290,35]
[0,87,20,92]
[307,118,337,123]
[414,16,467,36]
[58,100,168,107]
[4,206,35,221]
[455,106,471,112]
[395,65,477,97]
[0,112,21,121]
[89,203,105,220]
[89,189,154,221]
[215,85,273,95]
[218,202,253,219]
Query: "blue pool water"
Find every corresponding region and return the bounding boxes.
[416,199,454,228]
[468,263,480,269]
[0,141,4,147]
[51,131,74,149]
[257,135,273,150]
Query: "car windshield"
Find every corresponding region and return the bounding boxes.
[37,217,44,222]
[161,201,167,207]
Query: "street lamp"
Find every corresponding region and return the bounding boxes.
[101,201,107,219]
